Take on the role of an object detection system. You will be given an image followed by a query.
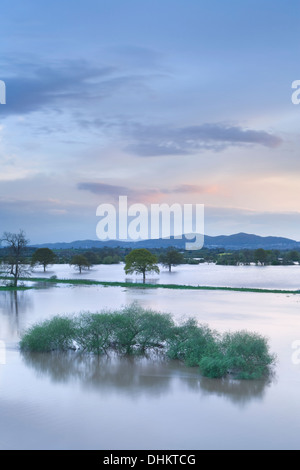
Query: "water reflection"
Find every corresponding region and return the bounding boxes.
[32,263,300,289]
[0,291,32,340]
[21,352,173,397]
[33,281,58,290]
[198,375,274,407]
[1,291,21,316]
[124,277,159,285]
[21,350,271,405]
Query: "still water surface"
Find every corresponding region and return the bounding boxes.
[0,265,300,449]
[32,262,300,289]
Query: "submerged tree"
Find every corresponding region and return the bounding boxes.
[70,254,90,273]
[159,248,185,272]
[20,305,277,381]
[32,247,56,272]
[1,230,30,287]
[124,248,159,283]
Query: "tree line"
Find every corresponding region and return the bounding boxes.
[0,230,186,285]
[1,230,300,286]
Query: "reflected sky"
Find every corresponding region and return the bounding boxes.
[0,348,297,450]
[32,263,300,290]
[1,266,300,449]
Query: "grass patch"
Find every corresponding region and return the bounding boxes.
[0,285,33,291]
[20,304,276,380]
[1,275,299,294]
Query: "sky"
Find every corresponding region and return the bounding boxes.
[0,0,300,244]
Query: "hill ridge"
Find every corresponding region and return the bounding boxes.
[31,232,300,250]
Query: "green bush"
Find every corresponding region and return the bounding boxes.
[220,330,276,379]
[199,330,276,380]
[199,355,231,378]
[111,303,174,354]
[74,312,115,354]
[20,316,76,352]
[166,318,219,366]
[19,305,276,380]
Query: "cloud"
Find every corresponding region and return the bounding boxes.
[1,61,114,116]
[124,123,282,156]
[77,181,220,202]
[165,184,219,194]
[1,59,162,117]
[0,196,87,214]
[78,182,135,197]
[0,196,96,244]
[125,142,189,157]
[77,182,159,202]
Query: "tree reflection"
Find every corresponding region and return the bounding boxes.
[197,373,276,407]
[0,291,32,339]
[21,351,274,405]
[21,351,172,398]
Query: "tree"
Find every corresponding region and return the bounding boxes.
[124,248,159,283]
[32,247,56,272]
[286,250,299,263]
[82,251,101,265]
[254,248,267,265]
[70,254,90,273]
[159,248,185,272]
[1,230,30,287]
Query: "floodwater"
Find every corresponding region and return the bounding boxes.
[32,262,300,290]
[1,265,300,449]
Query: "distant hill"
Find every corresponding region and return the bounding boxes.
[32,232,300,251]
[204,232,300,250]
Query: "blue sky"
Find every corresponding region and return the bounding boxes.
[0,0,299,243]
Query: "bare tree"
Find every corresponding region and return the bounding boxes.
[1,230,31,287]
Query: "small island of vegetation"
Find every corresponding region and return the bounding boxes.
[20,303,276,381]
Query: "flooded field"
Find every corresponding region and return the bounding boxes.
[1,265,300,449]
[30,262,300,290]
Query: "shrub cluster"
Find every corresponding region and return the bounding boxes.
[20,316,76,352]
[20,304,276,380]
